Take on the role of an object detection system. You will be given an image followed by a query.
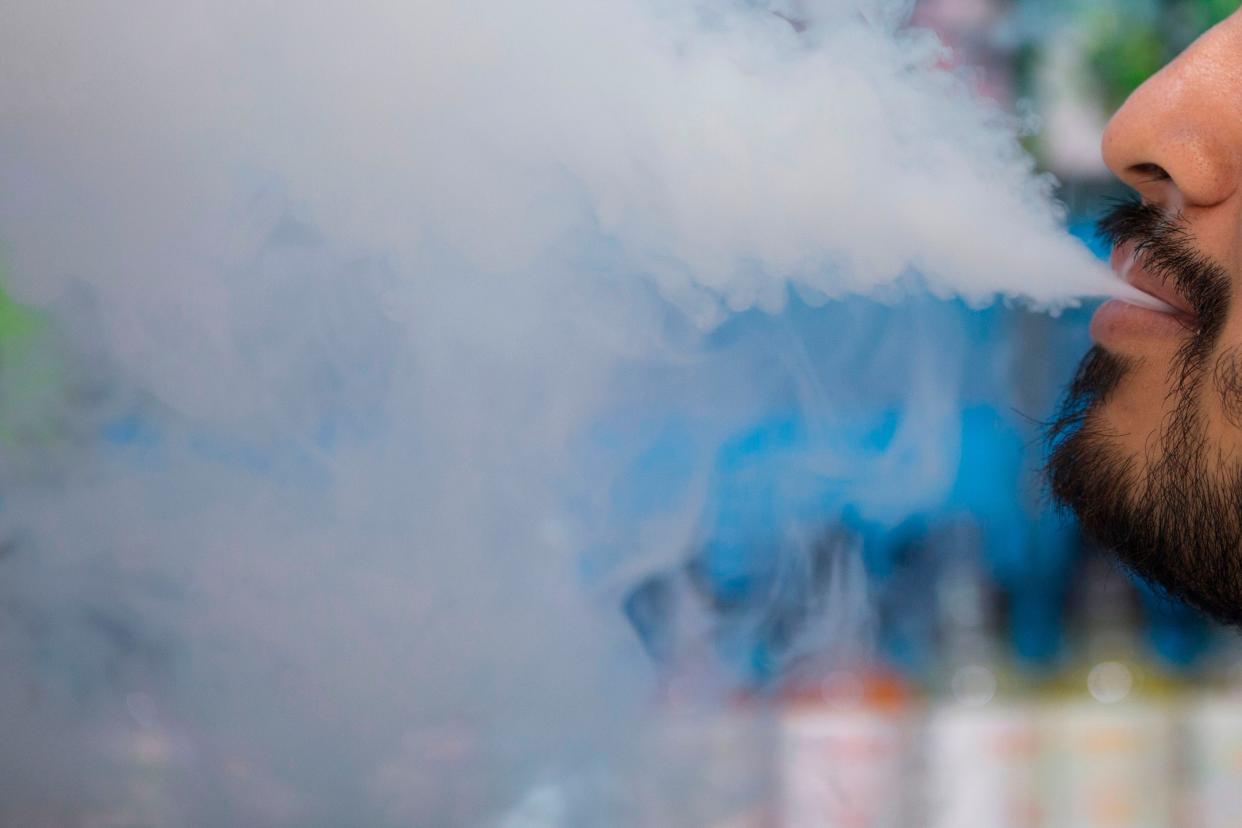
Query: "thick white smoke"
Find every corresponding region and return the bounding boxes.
[0,1,1109,824]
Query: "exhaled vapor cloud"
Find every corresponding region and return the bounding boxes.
[0,1,1105,824]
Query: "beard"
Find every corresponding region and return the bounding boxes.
[1047,200,1242,627]
[1048,347,1242,626]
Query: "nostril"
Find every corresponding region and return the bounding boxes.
[1128,163,1172,183]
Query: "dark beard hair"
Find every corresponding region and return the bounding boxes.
[1047,199,1242,626]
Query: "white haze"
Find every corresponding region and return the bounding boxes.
[0,0,1108,824]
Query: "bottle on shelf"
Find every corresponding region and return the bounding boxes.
[1036,552,1179,828]
[1178,626,1242,828]
[919,520,1039,828]
[777,656,914,828]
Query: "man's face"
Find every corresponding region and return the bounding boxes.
[1048,10,1242,624]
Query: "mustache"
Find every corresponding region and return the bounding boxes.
[1097,199,1231,326]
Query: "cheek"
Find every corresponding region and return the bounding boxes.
[1201,343,1242,461]
[1211,345,1242,428]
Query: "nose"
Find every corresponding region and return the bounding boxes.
[1101,11,1242,212]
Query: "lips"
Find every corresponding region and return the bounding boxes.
[1090,243,1199,348]
[1110,241,1198,322]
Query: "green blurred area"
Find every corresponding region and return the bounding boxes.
[1001,0,1237,187]
[0,278,38,345]
[0,264,63,449]
[1078,0,1237,110]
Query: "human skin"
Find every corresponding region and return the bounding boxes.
[1089,10,1242,486]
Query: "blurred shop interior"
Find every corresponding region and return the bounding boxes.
[611,2,1242,825]
[5,1,1242,826]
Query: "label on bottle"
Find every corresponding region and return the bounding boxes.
[1180,693,1242,828]
[779,704,910,828]
[1037,700,1174,828]
[922,701,1039,828]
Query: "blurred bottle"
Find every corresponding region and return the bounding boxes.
[1037,554,1178,828]
[777,661,914,828]
[920,522,1039,828]
[635,690,778,828]
[1179,628,1242,828]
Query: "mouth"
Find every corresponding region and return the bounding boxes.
[1113,242,1198,318]
[1090,243,1199,347]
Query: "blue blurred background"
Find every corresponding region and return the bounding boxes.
[605,0,1239,689]
[4,2,1242,826]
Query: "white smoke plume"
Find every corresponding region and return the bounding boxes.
[0,0,1106,824]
